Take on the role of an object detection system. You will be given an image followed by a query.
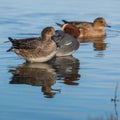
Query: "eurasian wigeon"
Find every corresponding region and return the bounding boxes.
[7,27,57,63]
[57,17,110,38]
[52,23,80,56]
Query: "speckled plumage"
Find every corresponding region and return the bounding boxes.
[7,27,57,63]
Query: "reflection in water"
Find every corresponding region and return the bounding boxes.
[9,63,60,98]
[78,36,107,57]
[50,56,80,85]
[79,36,107,51]
[93,38,107,51]
[8,56,80,98]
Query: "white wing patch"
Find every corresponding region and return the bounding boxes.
[65,42,72,46]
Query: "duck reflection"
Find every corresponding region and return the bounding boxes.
[79,36,107,51]
[50,56,80,85]
[9,63,60,98]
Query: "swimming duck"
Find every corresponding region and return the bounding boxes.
[52,23,80,56]
[7,27,57,63]
[57,17,110,38]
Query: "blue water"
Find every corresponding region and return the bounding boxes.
[0,0,120,120]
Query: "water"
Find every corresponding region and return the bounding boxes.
[0,0,120,120]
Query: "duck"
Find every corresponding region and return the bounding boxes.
[52,23,80,56]
[57,17,111,38]
[7,27,57,63]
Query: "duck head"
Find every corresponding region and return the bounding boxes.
[41,27,55,41]
[93,17,111,30]
[61,23,80,38]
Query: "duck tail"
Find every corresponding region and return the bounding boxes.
[56,23,63,27]
[8,37,14,43]
[4,37,14,43]
[6,47,13,52]
[6,37,15,52]
[62,20,69,24]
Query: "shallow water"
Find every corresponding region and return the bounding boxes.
[0,0,120,120]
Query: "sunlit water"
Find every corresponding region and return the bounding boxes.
[0,0,120,120]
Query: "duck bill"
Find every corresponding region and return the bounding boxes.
[106,24,111,28]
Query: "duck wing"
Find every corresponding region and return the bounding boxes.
[52,30,78,49]
[62,20,83,25]
[62,20,92,26]
[7,37,41,52]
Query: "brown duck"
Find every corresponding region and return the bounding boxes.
[57,17,110,38]
[7,27,57,63]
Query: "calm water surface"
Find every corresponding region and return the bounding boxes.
[0,0,120,120]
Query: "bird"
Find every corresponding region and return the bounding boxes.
[52,23,80,56]
[7,27,57,63]
[57,17,111,38]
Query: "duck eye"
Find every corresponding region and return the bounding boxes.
[100,21,103,23]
